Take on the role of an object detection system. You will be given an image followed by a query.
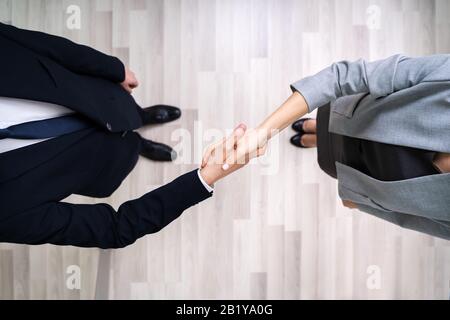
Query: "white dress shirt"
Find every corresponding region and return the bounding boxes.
[197,169,214,193]
[0,96,214,192]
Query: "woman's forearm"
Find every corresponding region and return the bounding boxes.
[204,91,309,170]
[258,91,309,140]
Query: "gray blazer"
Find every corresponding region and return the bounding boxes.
[291,54,450,240]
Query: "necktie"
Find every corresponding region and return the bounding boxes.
[0,114,93,140]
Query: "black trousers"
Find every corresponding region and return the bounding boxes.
[316,104,439,181]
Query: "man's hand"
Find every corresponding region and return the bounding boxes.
[120,68,139,94]
[200,124,266,186]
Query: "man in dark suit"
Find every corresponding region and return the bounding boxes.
[0,23,252,249]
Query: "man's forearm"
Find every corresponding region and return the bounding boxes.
[0,170,212,249]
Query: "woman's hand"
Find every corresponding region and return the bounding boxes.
[342,200,358,209]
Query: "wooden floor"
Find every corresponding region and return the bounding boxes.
[0,0,449,300]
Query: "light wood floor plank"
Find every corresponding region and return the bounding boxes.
[0,0,449,300]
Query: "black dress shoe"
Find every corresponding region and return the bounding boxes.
[142,105,182,125]
[140,139,177,162]
[290,133,309,148]
[292,118,313,134]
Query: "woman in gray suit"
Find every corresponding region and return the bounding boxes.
[203,54,450,240]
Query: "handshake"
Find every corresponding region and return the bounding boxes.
[199,124,270,187]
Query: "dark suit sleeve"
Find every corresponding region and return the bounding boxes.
[0,22,126,83]
[0,170,212,249]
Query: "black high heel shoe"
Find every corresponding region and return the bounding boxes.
[291,118,315,148]
[291,118,313,134]
[290,133,308,148]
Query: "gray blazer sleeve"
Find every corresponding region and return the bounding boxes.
[290,54,450,112]
[356,204,450,241]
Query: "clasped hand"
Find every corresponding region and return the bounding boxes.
[199,124,269,186]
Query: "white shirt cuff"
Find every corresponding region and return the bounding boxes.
[197,169,214,193]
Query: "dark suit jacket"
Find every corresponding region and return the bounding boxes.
[0,23,212,249]
[0,22,143,132]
